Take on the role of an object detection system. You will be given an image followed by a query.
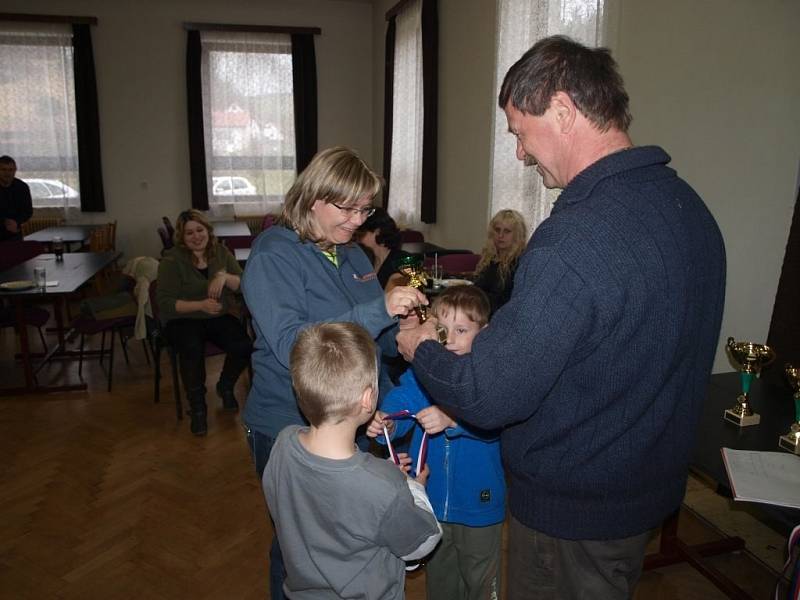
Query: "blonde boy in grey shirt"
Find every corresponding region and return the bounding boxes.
[263,322,441,599]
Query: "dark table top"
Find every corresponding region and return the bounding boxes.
[24,225,96,244]
[0,252,120,295]
[211,221,251,238]
[692,371,800,531]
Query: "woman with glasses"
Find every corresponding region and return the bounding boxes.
[241,146,425,600]
[156,209,252,436]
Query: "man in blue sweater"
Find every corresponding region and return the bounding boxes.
[398,36,726,599]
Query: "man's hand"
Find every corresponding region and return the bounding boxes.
[4,218,19,233]
[415,406,456,435]
[397,319,439,361]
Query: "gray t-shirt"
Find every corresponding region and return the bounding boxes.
[264,425,441,599]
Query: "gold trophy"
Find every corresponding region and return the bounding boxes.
[724,337,776,426]
[779,364,800,454]
[395,255,447,344]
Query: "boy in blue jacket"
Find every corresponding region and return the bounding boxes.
[368,285,505,600]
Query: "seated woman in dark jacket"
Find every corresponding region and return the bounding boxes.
[156,209,252,436]
[473,209,528,315]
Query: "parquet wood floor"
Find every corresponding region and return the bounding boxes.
[0,327,782,599]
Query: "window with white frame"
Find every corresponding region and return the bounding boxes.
[0,22,81,209]
[201,31,297,215]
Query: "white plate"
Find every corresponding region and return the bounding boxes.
[440,278,473,287]
[0,280,35,291]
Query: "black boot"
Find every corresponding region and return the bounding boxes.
[187,388,208,436]
[216,380,239,412]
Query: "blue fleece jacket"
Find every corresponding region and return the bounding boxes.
[242,225,398,438]
[379,370,505,527]
[412,146,726,540]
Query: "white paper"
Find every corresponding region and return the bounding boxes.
[45,280,59,287]
[721,448,800,509]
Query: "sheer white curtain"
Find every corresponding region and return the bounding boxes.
[388,0,424,228]
[200,31,296,217]
[0,22,80,209]
[489,0,608,232]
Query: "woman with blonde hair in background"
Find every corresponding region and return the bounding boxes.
[473,209,528,315]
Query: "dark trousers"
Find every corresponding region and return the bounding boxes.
[164,315,251,408]
[506,515,652,600]
[246,426,286,600]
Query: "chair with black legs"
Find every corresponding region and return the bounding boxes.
[72,275,140,392]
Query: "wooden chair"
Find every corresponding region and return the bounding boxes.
[89,221,117,252]
[20,217,65,237]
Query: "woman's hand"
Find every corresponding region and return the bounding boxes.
[199,298,223,315]
[367,410,395,438]
[385,285,428,319]
[415,406,456,435]
[207,270,228,300]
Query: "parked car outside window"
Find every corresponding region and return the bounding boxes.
[24,178,80,207]
[212,176,257,196]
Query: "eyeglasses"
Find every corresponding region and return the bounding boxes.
[330,202,375,219]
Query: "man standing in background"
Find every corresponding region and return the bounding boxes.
[398,35,726,599]
[0,155,33,242]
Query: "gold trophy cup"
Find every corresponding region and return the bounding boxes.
[395,255,447,344]
[724,337,776,426]
[779,364,800,454]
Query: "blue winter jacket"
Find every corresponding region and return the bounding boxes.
[242,225,398,438]
[379,370,505,527]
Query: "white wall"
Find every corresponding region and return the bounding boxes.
[6,0,375,258]
[613,0,800,371]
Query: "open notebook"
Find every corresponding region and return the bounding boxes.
[721,448,800,509]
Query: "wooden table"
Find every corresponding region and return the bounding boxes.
[211,221,251,238]
[0,252,121,395]
[25,225,96,251]
[643,372,799,599]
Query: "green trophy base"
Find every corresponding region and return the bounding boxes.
[723,409,760,427]
[778,433,800,455]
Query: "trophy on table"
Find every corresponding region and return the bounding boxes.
[395,255,447,344]
[779,364,800,454]
[724,337,776,426]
